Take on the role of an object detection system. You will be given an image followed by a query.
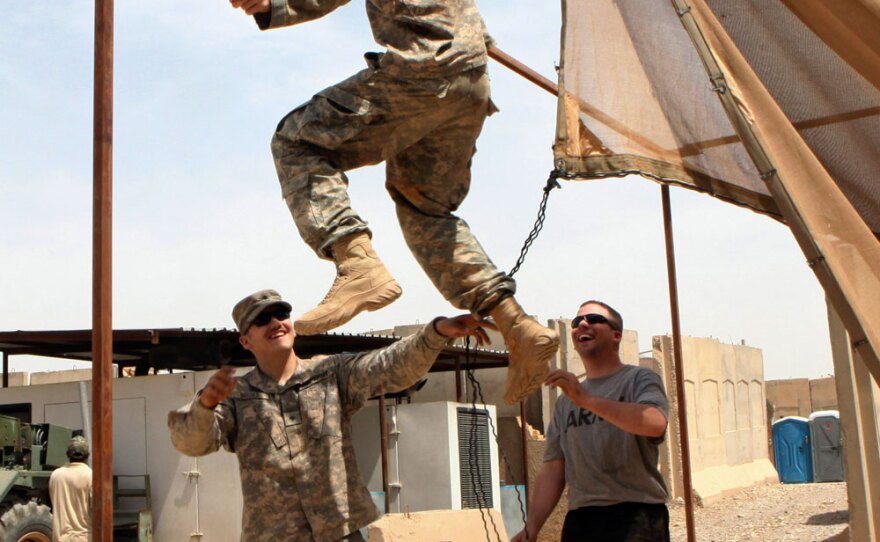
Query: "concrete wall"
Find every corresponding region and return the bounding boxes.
[30,368,95,385]
[810,376,838,412]
[765,378,812,420]
[653,335,777,504]
[367,509,508,541]
[0,372,28,387]
[765,376,839,422]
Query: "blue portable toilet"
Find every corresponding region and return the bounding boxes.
[809,410,845,482]
[772,416,813,483]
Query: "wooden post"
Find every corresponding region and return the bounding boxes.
[827,301,880,540]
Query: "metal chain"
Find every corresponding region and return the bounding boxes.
[464,337,530,542]
[460,169,564,541]
[508,170,562,278]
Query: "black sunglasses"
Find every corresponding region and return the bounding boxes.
[251,308,291,328]
[571,313,619,331]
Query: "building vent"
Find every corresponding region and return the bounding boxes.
[457,407,493,508]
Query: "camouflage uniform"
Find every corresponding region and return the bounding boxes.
[168,323,450,542]
[258,0,515,315]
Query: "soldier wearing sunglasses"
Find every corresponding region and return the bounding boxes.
[512,301,670,542]
[168,289,493,542]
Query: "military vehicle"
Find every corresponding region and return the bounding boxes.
[0,414,152,542]
[0,414,70,541]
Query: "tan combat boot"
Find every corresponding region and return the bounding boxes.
[490,297,560,405]
[295,233,402,335]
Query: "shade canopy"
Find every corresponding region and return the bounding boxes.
[555,0,880,381]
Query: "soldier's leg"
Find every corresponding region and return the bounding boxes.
[386,68,558,404]
[272,70,409,334]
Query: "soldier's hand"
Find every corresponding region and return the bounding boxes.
[544,370,589,406]
[433,314,497,347]
[199,366,238,409]
[230,0,270,16]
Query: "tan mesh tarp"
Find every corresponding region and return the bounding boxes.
[555,0,880,378]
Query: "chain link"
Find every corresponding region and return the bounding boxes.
[508,170,562,278]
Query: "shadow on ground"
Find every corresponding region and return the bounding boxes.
[807,509,848,526]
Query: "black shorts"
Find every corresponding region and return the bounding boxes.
[561,502,670,542]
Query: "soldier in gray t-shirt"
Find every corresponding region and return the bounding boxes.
[512,301,670,542]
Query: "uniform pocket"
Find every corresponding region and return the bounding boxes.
[235,393,287,454]
[292,86,377,150]
[298,373,342,440]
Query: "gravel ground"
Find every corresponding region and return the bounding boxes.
[669,482,848,542]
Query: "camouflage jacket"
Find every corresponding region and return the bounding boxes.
[168,323,450,542]
[254,0,492,79]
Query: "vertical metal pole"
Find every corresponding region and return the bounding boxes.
[79,382,93,464]
[661,186,696,542]
[454,356,462,403]
[519,401,530,502]
[92,0,114,539]
[378,395,390,515]
[2,352,8,388]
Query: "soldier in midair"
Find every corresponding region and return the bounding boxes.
[229,0,559,404]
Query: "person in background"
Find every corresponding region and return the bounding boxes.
[49,436,92,542]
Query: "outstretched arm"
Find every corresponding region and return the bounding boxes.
[342,314,496,408]
[511,458,566,542]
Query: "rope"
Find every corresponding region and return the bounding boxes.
[508,170,562,278]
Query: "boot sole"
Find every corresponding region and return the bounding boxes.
[295,280,402,335]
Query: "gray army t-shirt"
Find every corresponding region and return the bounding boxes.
[544,364,669,508]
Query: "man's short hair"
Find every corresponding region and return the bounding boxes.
[579,300,623,331]
[67,436,90,462]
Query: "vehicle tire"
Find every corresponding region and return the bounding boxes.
[0,501,53,542]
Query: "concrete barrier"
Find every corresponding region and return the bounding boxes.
[367,509,508,541]
[653,335,778,504]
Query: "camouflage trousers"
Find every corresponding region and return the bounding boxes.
[271,61,515,315]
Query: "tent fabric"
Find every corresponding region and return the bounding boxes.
[555,0,880,233]
[555,0,880,378]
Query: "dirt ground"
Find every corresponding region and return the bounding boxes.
[669,482,849,542]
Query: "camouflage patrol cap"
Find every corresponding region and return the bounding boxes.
[67,436,89,459]
[232,289,292,333]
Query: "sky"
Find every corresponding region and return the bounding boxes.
[0,1,833,381]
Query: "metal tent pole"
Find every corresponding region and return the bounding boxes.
[378,395,391,515]
[519,401,530,503]
[661,186,697,542]
[92,0,114,538]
